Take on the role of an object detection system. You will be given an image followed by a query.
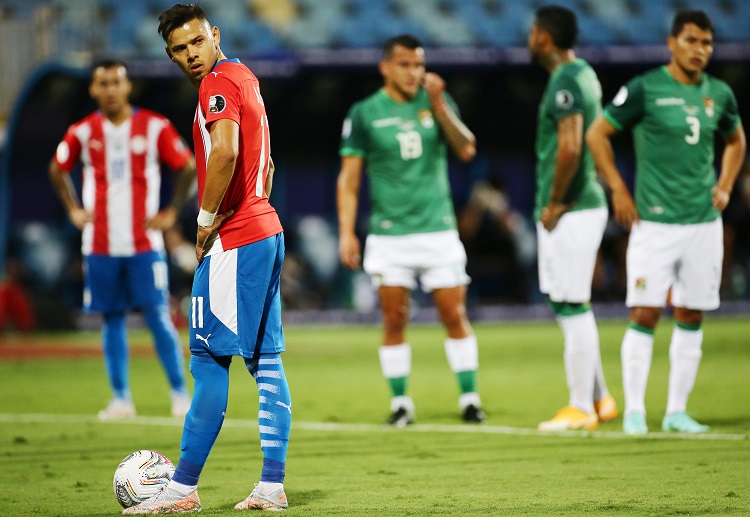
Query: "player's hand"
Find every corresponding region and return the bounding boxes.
[711,185,730,211]
[423,72,446,100]
[540,201,573,232]
[195,210,234,262]
[611,188,638,231]
[339,233,362,270]
[67,206,92,230]
[145,207,178,231]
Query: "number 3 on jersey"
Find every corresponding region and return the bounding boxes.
[396,130,423,160]
[685,115,700,145]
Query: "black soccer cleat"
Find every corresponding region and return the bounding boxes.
[462,404,486,424]
[386,406,414,428]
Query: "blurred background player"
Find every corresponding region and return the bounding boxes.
[124,4,291,513]
[48,59,195,420]
[337,34,485,426]
[528,6,618,432]
[587,10,746,435]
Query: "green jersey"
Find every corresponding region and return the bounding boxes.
[534,59,607,221]
[340,88,458,236]
[604,66,742,224]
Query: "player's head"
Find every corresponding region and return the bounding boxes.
[158,3,222,87]
[379,34,425,101]
[529,5,578,60]
[89,59,132,117]
[668,10,714,76]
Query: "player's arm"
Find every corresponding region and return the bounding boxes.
[265,156,275,197]
[541,113,583,231]
[48,159,91,230]
[146,156,197,231]
[713,123,747,211]
[337,155,364,269]
[195,118,238,260]
[423,72,476,162]
[586,116,638,230]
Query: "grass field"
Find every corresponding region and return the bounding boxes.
[1,317,749,516]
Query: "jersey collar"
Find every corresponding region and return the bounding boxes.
[212,58,240,71]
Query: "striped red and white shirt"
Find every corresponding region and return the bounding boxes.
[54,108,192,256]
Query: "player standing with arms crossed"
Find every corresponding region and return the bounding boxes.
[586,10,745,435]
[124,4,290,513]
[337,34,485,426]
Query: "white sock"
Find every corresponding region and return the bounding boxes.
[166,480,196,497]
[378,343,411,378]
[621,327,654,416]
[558,312,597,413]
[593,341,609,402]
[257,481,283,493]
[444,335,479,372]
[666,326,703,415]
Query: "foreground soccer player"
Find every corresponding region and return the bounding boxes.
[49,59,194,420]
[528,6,618,432]
[337,35,485,426]
[587,10,745,435]
[124,4,291,513]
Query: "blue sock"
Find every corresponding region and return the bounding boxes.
[246,354,291,483]
[172,353,230,486]
[102,312,129,399]
[143,305,187,392]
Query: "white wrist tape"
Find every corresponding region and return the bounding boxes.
[197,208,216,228]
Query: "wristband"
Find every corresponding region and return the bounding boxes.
[197,208,216,228]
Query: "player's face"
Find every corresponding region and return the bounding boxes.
[381,45,426,101]
[165,18,221,86]
[527,24,544,62]
[669,22,714,76]
[89,66,132,116]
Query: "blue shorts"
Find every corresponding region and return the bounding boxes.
[189,233,285,359]
[84,251,170,313]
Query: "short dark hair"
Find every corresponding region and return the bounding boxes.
[534,5,578,50]
[671,10,714,37]
[158,3,209,43]
[383,34,423,59]
[91,58,128,78]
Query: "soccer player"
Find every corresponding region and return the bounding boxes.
[528,6,618,432]
[123,4,290,513]
[586,10,746,435]
[337,34,485,426]
[49,59,194,420]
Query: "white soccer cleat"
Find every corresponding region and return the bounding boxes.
[122,487,201,514]
[98,398,137,421]
[170,391,191,418]
[234,484,288,511]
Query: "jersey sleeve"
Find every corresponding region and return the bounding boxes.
[603,75,645,131]
[53,125,82,173]
[157,119,193,171]
[339,102,367,157]
[201,74,242,128]
[718,85,742,136]
[548,74,586,122]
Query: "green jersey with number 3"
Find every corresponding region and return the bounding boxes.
[534,58,607,221]
[340,88,458,236]
[604,66,742,224]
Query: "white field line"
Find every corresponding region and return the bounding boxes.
[0,413,748,441]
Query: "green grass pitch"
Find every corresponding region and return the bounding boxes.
[1,317,749,515]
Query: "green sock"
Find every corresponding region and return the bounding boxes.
[456,370,477,394]
[387,376,408,397]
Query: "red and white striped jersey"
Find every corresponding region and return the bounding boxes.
[54,108,192,256]
[193,59,282,255]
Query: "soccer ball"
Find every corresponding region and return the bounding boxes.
[113,450,175,508]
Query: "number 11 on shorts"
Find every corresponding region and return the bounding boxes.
[191,296,204,329]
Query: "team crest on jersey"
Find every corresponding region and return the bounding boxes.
[130,135,147,155]
[704,97,715,117]
[635,277,647,292]
[209,95,226,113]
[418,109,434,128]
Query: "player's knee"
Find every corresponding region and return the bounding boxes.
[629,306,661,329]
[673,307,703,326]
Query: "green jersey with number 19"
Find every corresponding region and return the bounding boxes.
[603,66,742,224]
[340,88,458,236]
[534,58,607,221]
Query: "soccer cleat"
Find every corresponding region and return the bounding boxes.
[386,406,414,428]
[623,412,648,435]
[170,391,191,418]
[122,488,201,514]
[462,404,486,424]
[98,398,136,421]
[594,394,619,423]
[234,484,288,511]
[661,411,710,433]
[538,406,599,431]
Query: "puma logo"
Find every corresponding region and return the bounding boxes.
[195,333,211,347]
[276,401,292,414]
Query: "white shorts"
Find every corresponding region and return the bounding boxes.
[363,230,470,292]
[626,218,723,310]
[537,207,607,303]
